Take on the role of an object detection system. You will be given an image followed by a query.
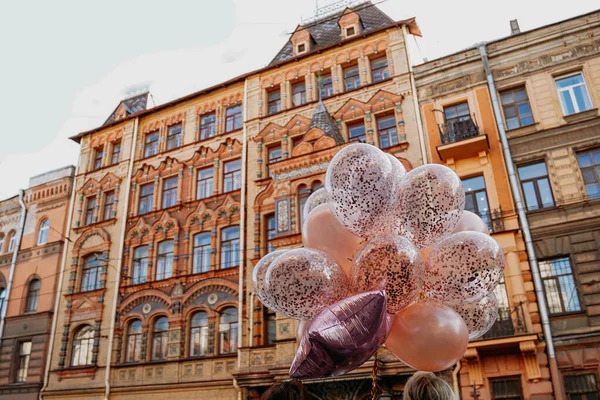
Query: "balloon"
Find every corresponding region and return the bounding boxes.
[252,249,287,312]
[394,164,465,249]
[302,203,363,277]
[385,302,468,372]
[453,292,498,340]
[386,153,407,192]
[296,320,309,343]
[424,231,505,305]
[302,188,330,221]
[290,291,390,379]
[264,248,349,320]
[325,143,397,238]
[452,210,490,235]
[350,234,424,313]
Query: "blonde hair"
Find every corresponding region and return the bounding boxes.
[404,371,456,400]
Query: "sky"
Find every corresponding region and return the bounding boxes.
[0,0,598,198]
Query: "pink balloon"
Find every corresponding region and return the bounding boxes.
[252,250,287,312]
[452,210,490,235]
[264,248,349,320]
[302,188,330,221]
[296,320,309,343]
[350,234,424,313]
[453,292,498,340]
[394,164,465,249]
[302,203,363,277]
[385,302,468,372]
[424,231,505,305]
[290,291,391,379]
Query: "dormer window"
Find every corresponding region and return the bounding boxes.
[338,8,361,39]
[346,26,355,37]
[297,43,306,53]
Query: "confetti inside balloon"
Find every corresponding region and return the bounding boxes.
[394,164,465,249]
[453,292,499,340]
[264,248,349,320]
[325,143,397,238]
[424,231,505,305]
[252,249,287,312]
[302,188,330,222]
[350,234,424,313]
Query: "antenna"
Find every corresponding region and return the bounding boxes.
[302,0,366,23]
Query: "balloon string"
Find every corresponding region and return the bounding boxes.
[371,349,380,400]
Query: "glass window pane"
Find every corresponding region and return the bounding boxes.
[536,179,554,208]
[573,85,593,112]
[504,106,517,118]
[559,90,576,115]
[518,163,548,180]
[506,118,520,130]
[462,176,486,191]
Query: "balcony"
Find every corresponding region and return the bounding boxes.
[472,207,506,234]
[480,303,527,340]
[436,118,489,160]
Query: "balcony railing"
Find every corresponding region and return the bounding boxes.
[472,207,506,234]
[480,302,527,340]
[438,117,480,145]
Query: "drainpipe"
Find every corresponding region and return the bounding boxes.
[402,25,429,164]
[248,292,256,347]
[0,190,27,350]
[104,117,140,400]
[478,43,565,400]
[40,166,78,400]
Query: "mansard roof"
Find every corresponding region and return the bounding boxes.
[309,100,344,145]
[104,92,149,126]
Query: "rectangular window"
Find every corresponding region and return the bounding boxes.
[196,167,214,200]
[320,73,333,99]
[144,131,159,158]
[377,115,398,149]
[81,256,102,292]
[540,257,581,315]
[444,102,471,126]
[371,57,389,83]
[138,183,154,215]
[266,309,276,345]
[192,233,211,274]
[565,373,600,399]
[223,159,241,193]
[347,120,366,143]
[103,191,115,221]
[161,177,178,209]
[490,377,524,400]
[292,82,306,107]
[344,65,360,91]
[266,214,276,253]
[346,26,355,36]
[577,148,600,199]
[16,341,32,383]
[156,241,174,281]
[297,43,305,53]
[501,87,534,130]
[85,197,96,226]
[221,227,240,269]
[166,124,182,150]
[93,147,103,170]
[111,142,121,165]
[268,146,282,164]
[132,246,148,285]
[268,89,281,115]
[225,105,242,132]
[555,73,593,115]
[462,176,492,231]
[199,112,216,140]
[517,162,554,211]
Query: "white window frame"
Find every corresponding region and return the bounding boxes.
[555,72,593,115]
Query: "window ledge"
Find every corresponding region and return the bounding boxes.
[563,108,598,124]
[74,218,117,232]
[505,122,539,138]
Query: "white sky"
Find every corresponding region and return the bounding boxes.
[0,0,598,198]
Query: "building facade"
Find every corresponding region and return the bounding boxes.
[0,166,74,400]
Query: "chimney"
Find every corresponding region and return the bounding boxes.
[510,19,520,35]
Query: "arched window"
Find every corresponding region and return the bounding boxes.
[190,311,209,357]
[7,231,17,253]
[151,317,169,360]
[298,185,311,224]
[125,320,143,362]
[312,181,324,191]
[25,279,40,313]
[71,325,94,366]
[0,287,6,313]
[219,307,238,354]
[192,233,211,274]
[37,219,50,245]
[220,227,239,269]
[81,254,103,292]
[156,241,173,281]
[0,233,4,254]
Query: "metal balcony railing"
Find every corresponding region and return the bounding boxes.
[438,117,480,145]
[471,207,506,234]
[480,302,527,340]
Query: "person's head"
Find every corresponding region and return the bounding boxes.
[404,371,456,400]
[260,380,308,400]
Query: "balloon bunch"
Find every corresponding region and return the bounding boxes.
[252,143,505,378]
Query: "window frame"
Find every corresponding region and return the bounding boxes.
[155,240,174,281]
[161,176,178,209]
[0,233,4,254]
[343,65,360,92]
[489,376,524,400]
[125,319,143,363]
[564,372,600,399]
[577,148,600,200]
[292,81,307,107]
[320,73,334,99]
[347,119,367,143]
[223,159,241,193]
[370,56,389,83]
[265,308,277,346]
[111,141,121,165]
[166,123,183,151]
[103,190,116,221]
[132,246,149,285]
[84,196,97,226]
[517,161,555,211]
[37,219,50,245]
[80,254,103,292]
[138,183,154,215]
[192,232,212,274]
[462,175,492,231]
[151,317,169,361]
[143,131,159,158]
[219,307,238,354]
[71,325,94,367]
[25,278,40,313]
[539,257,582,316]
[220,226,240,269]
[266,213,276,254]
[555,72,593,116]
[500,86,534,130]
[93,147,104,171]
[199,112,216,140]
[225,105,242,132]
[16,341,32,383]
[377,114,398,149]
[268,89,281,115]
[189,311,210,357]
[196,167,214,200]
[7,231,16,253]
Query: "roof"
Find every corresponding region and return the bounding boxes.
[103,92,149,125]
[270,2,394,65]
[309,100,345,145]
